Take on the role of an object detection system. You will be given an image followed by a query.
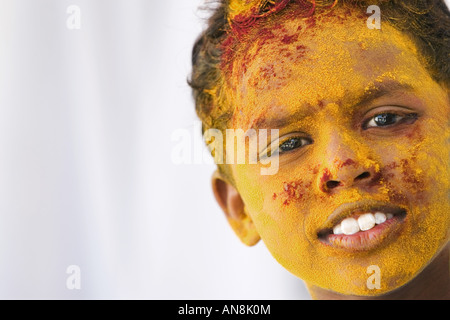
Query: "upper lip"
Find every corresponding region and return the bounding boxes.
[317,199,407,237]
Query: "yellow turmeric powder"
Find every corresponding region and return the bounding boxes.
[225,7,449,296]
[193,1,450,298]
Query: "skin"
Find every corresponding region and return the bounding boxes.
[212,8,450,298]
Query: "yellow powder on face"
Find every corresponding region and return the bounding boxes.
[225,7,450,296]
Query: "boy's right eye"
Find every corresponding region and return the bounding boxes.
[260,134,313,160]
[278,136,313,154]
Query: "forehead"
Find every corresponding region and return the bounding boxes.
[227,8,428,127]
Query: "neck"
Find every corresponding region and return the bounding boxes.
[307,244,450,300]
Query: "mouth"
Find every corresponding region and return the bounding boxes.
[317,200,407,252]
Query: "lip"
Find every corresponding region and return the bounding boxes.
[317,200,407,252]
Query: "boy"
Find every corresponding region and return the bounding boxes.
[189,0,450,299]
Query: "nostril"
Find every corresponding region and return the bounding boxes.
[354,171,371,181]
[326,180,342,189]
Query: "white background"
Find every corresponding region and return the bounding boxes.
[0,0,308,299]
[0,0,448,299]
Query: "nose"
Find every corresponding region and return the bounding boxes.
[321,167,375,192]
[318,133,380,193]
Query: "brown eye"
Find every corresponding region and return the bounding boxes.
[260,135,312,160]
[364,112,418,129]
[279,137,312,153]
[373,113,398,126]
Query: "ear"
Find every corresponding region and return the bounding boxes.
[211,170,261,246]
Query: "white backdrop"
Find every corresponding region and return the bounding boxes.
[0,0,448,300]
[0,0,309,299]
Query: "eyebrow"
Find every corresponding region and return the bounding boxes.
[250,80,416,130]
[356,80,414,107]
[249,108,311,130]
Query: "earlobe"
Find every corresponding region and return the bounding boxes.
[211,170,261,246]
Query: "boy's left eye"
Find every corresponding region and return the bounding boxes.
[364,112,418,129]
[368,113,400,127]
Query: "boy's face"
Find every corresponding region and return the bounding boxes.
[224,9,450,296]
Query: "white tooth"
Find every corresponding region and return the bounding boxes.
[341,218,360,235]
[374,212,387,225]
[386,213,394,220]
[358,213,376,231]
[333,224,343,235]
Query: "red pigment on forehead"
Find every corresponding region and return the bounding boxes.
[248,114,268,129]
[281,33,299,44]
[220,35,238,75]
[282,0,316,21]
[305,16,316,29]
[245,37,309,90]
[228,0,291,36]
[296,45,308,59]
[225,1,368,59]
[222,7,330,86]
[258,27,277,41]
[260,64,276,79]
[223,26,277,77]
[280,48,293,58]
[222,9,315,76]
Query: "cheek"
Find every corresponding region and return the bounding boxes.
[272,180,312,206]
[270,164,324,208]
[381,159,428,204]
[380,144,450,214]
[255,172,315,245]
[378,126,441,205]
